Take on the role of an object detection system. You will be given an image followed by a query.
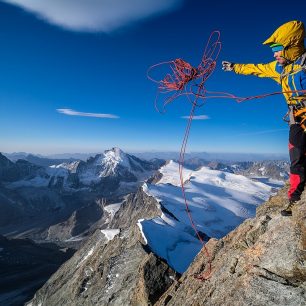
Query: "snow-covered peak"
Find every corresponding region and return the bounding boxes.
[50,160,81,173]
[157,160,193,186]
[105,147,124,156]
[102,147,130,169]
[4,148,158,193]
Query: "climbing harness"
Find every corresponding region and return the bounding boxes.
[290,102,306,131]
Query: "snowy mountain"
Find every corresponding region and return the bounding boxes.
[76,147,158,185]
[139,160,281,273]
[183,158,290,181]
[0,149,164,242]
[2,148,163,194]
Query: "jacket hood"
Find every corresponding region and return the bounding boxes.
[263,20,305,61]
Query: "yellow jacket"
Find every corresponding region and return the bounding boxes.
[233,21,306,105]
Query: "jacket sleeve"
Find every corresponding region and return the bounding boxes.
[233,61,280,83]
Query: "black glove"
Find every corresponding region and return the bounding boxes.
[222,61,235,71]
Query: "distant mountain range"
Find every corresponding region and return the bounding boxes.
[183,159,290,181]
[4,151,289,162]
[0,148,165,242]
[1,147,164,193]
[3,152,79,167]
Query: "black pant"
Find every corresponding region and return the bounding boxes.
[288,124,306,201]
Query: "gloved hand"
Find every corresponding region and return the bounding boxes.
[222,61,235,71]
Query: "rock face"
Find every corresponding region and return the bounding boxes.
[26,188,176,306]
[156,185,306,306]
[109,188,161,229]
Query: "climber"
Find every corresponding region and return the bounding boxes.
[222,20,306,216]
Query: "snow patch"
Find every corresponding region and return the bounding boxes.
[100,229,120,241]
[140,217,201,273]
[65,235,84,242]
[104,202,122,218]
[157,160,193,186]
[142,182,153,197]
[78,247,95,267]
[137,219,148,244]
[102,147,130,170]
[83,247,94,261]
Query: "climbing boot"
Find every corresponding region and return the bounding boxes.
[281,200,297,216]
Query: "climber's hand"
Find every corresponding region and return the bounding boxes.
[222,61,235,72]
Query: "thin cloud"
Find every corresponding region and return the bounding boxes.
[236,128,287,136]
[3,0,184,32]
[181,115,209,120]
[57,108,119,119]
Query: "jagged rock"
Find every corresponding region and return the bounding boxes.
[146,171,163,184]
[110,187,161,229]
[26,227,176,306]
[131,253,175,305]
[156,185,306,306]
[26,187,176,306]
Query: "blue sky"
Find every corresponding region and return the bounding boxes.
[0,0,305,155]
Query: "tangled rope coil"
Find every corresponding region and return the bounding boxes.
[147,31,221,113]
[148,31,222,280]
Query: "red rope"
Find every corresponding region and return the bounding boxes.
[147,30,306,281]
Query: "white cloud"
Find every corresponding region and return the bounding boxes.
[181,115,209,120]
[236,129,287,136]
[57,108,119,119]
[3,0,184,32]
